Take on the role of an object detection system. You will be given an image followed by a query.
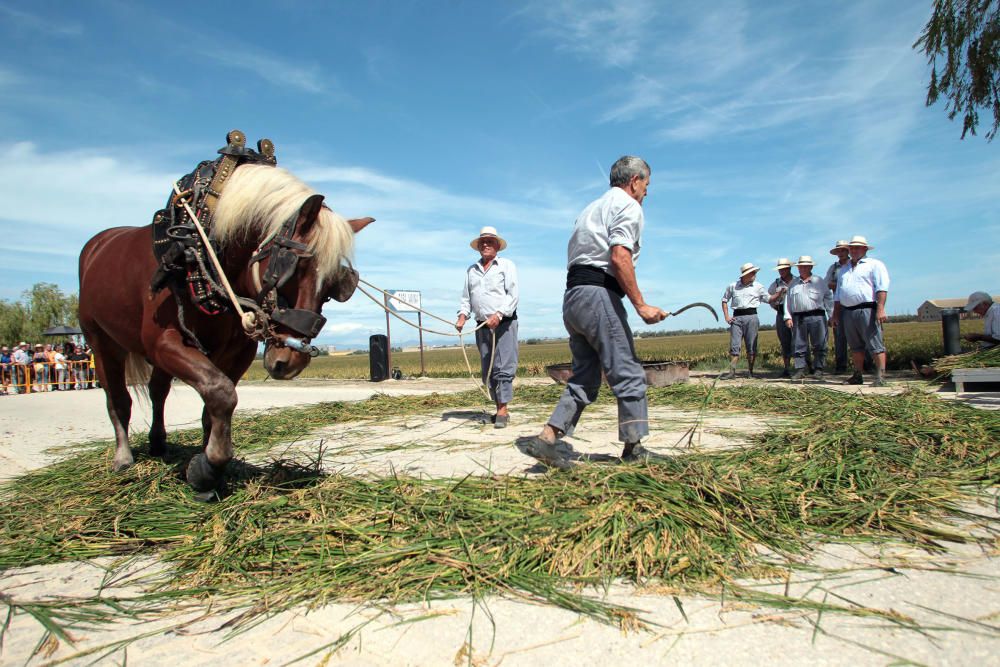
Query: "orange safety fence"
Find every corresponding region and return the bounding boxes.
[0,360,97,395]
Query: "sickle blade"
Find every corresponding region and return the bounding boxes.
[670,302,719,321]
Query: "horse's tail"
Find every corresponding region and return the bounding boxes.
[125,353,153,404]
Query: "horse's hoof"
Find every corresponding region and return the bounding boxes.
[192,489,221,503]
[148,442,166,458]
[186,453,221,492]
[112,459,134,472]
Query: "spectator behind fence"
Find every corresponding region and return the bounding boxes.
[53,345,68,390]
[0,346,10,395]
[12,343,29,394]
[69,345,90,389]
[32,344,49,392]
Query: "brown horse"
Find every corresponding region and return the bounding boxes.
[79,163,372,497]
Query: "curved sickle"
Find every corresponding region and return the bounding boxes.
[669,302,719,321]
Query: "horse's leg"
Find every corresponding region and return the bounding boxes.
[148,331,240,493]
[147,369,172,457]
[90,335,134,471]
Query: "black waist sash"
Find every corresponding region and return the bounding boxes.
[843,302,875,311]
[566,265,625,298]
[733,307,757,316]
[793,309,826,318]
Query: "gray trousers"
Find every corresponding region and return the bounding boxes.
[774,311,792,358]
[843,307,885,354]
[476,318,518,404]
[833,310,848,370]
[729,314,760,356]
[548,286,648,444]
[792,314,827,370]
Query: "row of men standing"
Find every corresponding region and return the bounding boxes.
[721,237,890,386]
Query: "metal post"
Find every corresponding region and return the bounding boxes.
[941,307,962,356]
[384,293,392,374]
[418,311,425,376]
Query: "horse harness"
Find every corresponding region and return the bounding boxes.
[150,130,327,354]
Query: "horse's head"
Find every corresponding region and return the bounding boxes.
[258,194,374,380]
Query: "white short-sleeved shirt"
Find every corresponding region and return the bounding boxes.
[458,256,519,322]
[983,302,1000,347]
[783,275,832,320]
[768,277,792,308]
[566,187,643,278]
[723,280,770,310]
[825,260,847,288]
[834,256,890,307]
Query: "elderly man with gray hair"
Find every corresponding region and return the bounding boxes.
[456,226,520,428]
[525,156,668,468]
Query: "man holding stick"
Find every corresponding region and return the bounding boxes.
[525,156,667,468]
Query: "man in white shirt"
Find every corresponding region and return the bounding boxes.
[961,291,1000,348]
[913,290,999,378]
[831,236,890,387]
[783,256,833,380]
[768,258,795,377]
[721,263,783,379]
[456,226,519,428]
[525,156,668,468]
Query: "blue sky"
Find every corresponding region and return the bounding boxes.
[1,0,997,348]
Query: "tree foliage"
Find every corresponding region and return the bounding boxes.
[915,0,1000,140]
[0,283,79,344]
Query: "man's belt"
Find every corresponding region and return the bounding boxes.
[843,302,875,311]
[477,311,517,326]
[566,265,625,298]
[733,308,758,316]
[792,309,826,318]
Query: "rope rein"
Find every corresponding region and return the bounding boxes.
[355,278,498,403]
[172,183,260,335]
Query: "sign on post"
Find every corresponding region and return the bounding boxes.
[385,290,425,376]
[386,290,421,312]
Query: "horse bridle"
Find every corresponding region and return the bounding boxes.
[247,211,332,355]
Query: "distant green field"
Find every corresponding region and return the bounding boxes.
[243,319,979,381]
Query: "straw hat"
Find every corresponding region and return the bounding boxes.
[469,226,507,251]
[829,240,849,255]
[794,255,815,267]
[847,235,873,250]
[739,262,760,278]
[18,341,27,347]
[773,257,792,270]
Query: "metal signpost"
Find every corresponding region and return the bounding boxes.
[386,290,424,376]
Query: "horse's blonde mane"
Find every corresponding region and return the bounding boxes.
[212,164,353,285]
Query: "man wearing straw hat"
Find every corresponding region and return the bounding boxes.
[831,235,890,386]
[455,226,519,428]
[525,155,668,467]
[825,240,851,373]
[783,256,833,380]
[721,263,782,379]
[767,258,794,377]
